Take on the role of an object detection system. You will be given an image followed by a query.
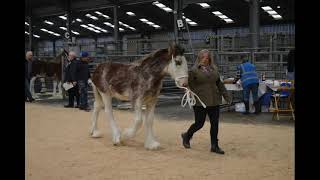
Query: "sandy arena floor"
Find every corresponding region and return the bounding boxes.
[26,103,294,180]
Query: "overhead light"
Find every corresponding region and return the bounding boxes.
[71,31,80,35]
[59,27,67,30]
[139,18,148,22]
[126,12,136,16]
[104,22,114,28]
[25,22,29,26]
[152,25,161,29]
[163,7,173,12]
[224,19,234,23]
[119,28,125,31]
[198,3,210,9]
[95,11,103,15]
[94,11,110,19]
[185,18,192,22]
[80,24,88,28]
[153,2,166,8]
[76,18,82,22]
[59,15,67,20]
[146,22,155,25]
[33,34,40,38]
[90,16,98,20]
[129,27,136,31]
[212,11,223,15]
[218,15,228,19]
[261,6,273,11]
[100,29,108,33]
[41,28,60,36]
[272,14,282,19]
[187,22,198,26]
[152,1,173,13]
[86,14,98,20]
[102,15,110,19]
[25,31,29,35]
[44,20,54,25]
[266,10,278,15]
[277,6,280,9]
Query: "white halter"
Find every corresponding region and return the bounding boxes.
[171,55,206,109]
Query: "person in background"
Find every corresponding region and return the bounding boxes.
[25,51,35,102]
[181,49,231,155]
[237,58,260,114]
[64,51,80,108]
[286,49,295,80]
[76,51,91,111]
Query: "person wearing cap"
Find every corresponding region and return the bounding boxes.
[25,51,35,102]
[237,58,260,114]
[76,51,91,111]
[64,51,80,108]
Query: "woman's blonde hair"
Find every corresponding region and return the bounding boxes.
[192,49,216,70]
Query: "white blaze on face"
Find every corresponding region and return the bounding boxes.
[167,55,189,87]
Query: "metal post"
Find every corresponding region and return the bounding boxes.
[249,0,260,51]
[174,0,178,43]
[113,4,119,54]
[53,40,56,56]
[61,54,66,100]
[174,0,183,43]
[66,0,73,45]
[28,16,33,51]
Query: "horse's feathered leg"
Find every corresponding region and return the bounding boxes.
[144,98,160,150]
[101,91,121,145]
[90,85,104,138]
[122,98,143,141]
[58,81,62,96]
[30,76,38,98]
[52,80,57,96]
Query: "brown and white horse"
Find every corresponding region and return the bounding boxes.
[90,43,189,150]
[30,50,68,98]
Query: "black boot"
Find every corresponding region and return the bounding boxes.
[181,132,191,149]
[254,101,261,114]
[211,142,225,154]
[242,101,250,115]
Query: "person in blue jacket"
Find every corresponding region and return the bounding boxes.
[237,59,260,114]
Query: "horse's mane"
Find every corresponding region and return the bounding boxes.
[133,48,168,67]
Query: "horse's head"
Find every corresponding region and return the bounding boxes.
[167,43,188,87]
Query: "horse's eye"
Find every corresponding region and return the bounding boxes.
[175,60,182,66]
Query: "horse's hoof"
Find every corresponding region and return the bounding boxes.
[112,133,121,145]
[121,128,135,140]
[91,131,102,138]
[145,140,160,150]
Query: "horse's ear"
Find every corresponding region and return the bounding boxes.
[168,42,176,57]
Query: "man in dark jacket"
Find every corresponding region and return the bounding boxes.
[76,51,91,111]
[287,49,295,80]
[64,51,80,108]
[25,51,35,102]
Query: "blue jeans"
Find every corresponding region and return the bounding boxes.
[243,83,259,102]
[78,80,88,108]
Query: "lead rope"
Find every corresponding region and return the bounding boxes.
[175,76,206,109]
[171,55,206,109]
